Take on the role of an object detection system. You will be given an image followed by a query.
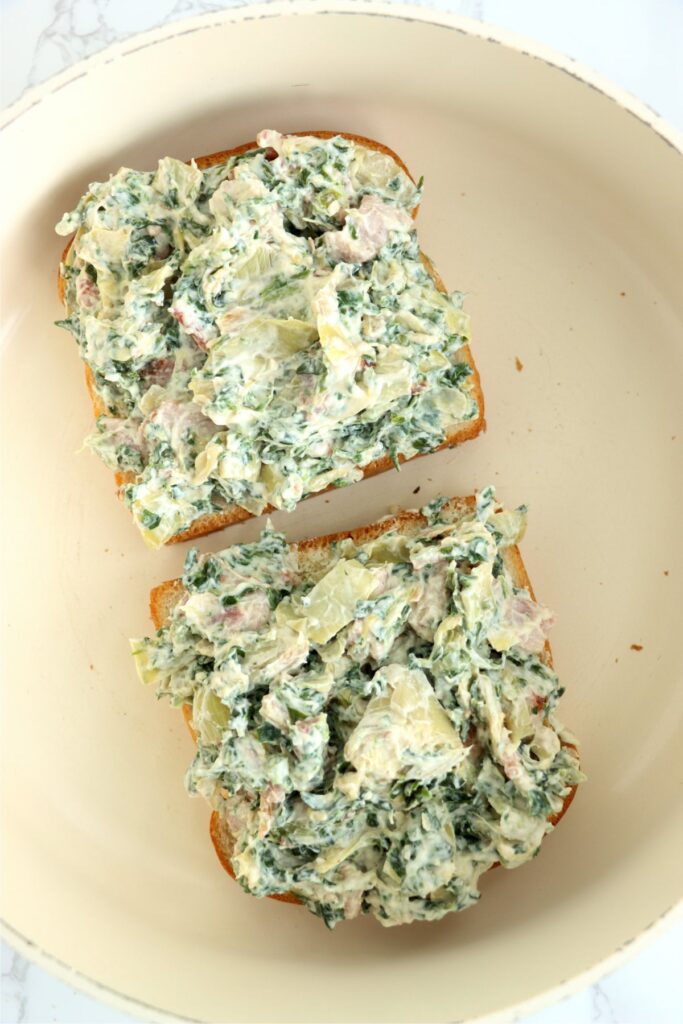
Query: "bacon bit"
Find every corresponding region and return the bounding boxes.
[257,784,286,838]
[515,356,524,372]
[344,892,363,919]
[325,195,412,263]
[222,590,271,631]
[264,147,278,161]
[530,693,546,712]
[170,305,208,349]
[468,740,482,761]
[141,356,175,388]
[77,272,100,310]
[630,643,643,652]
[501,751,526,784]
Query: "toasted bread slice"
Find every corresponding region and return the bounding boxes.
[59,132,485,544]
[149,497,577,905]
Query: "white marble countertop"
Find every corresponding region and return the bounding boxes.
[1,1,682,1021]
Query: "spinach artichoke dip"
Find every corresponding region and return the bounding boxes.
[56,131,480,547]
[132,490,583,927]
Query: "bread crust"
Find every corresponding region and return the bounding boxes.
[148,497,578,906]
[59,132,485,544]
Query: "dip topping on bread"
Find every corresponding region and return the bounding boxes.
[132,489,583,927]
[56,132,480,546]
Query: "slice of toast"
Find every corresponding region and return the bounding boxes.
[58,132,485,544]
[149,497,578,906]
